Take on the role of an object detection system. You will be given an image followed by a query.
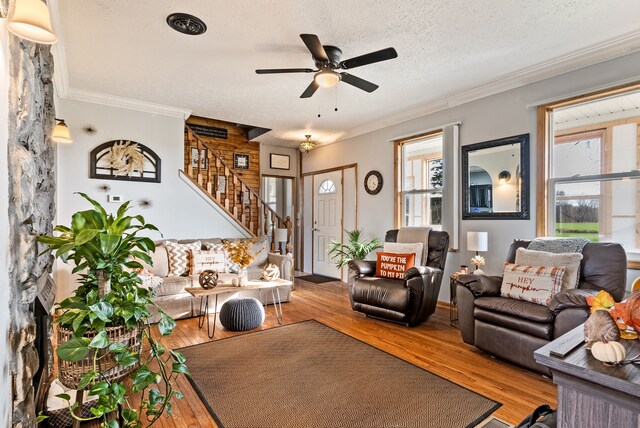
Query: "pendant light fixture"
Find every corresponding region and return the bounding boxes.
[299,135,316,153]
[7,0,58,44]
[52,119,72,144]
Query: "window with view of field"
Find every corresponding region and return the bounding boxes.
[549,89,640,259]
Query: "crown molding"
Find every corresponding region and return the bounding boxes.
[63,88,192,119]
[48,0,69,98]
[334,30,640,145]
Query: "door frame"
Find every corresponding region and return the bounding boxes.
[301,163,358,280]
[260,173,296,255]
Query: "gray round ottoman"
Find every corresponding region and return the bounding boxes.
[219,297,265,331]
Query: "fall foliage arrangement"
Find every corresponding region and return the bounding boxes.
[224,239,256,269]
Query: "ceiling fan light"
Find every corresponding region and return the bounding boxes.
[7,0,57,45]
[314,70,340,88]
[52,120,72,144]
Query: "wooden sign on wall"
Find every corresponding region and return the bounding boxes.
[189,124,228,140]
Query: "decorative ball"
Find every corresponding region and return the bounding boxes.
[199,270,218,289]
[262,263,280,281]
[590,341,626,364]
[231,277,240,287]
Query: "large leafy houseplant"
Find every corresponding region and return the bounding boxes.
[38,193,188,427]
[328,229,383,268]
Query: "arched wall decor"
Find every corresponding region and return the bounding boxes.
[89,140,161,183]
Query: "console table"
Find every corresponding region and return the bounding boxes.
[535,325,640,428]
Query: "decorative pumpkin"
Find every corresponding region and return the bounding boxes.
[590,341,626,364]
[262,263,280,281]
[584,310,620,349]
[199,270,219,289]
[625,290,640,335]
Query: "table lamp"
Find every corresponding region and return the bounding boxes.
[467,231,488,274]
[275,228,288,254]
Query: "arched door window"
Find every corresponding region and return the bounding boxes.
[318,180,336,194]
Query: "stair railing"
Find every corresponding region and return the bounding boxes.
[183,125,292,251]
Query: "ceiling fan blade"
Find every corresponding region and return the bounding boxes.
[300,34,329,62]
[256,68,314,74]
[300,80,320,98]
[339,47,398,69]
[340,73,379,93]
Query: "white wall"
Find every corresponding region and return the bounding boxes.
[260,145,299,178]
[0,18,11,428]
[303,51,640,300]
[55,99,245,299]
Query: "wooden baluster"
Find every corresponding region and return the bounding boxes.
[262,203,268,236]
[232,175,239,219]
[206,149,213,193]
[224,167,230,211]
[241,185,247,227]
[249,193,254,234]
[270,211,276,251]
[196,139,202,184]
[215,158,222,201]
[285,216,292,254]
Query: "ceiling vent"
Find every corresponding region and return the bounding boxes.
[166,13,207,36]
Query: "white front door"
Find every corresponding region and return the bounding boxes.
[313,171,342,278]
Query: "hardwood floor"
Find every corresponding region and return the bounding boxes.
[88,278,557,427]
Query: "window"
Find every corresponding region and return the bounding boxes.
[318,179,336,194]
[395,132,443,228]
[538,84,640,264]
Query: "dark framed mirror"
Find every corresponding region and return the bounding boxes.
[462,133,530,220]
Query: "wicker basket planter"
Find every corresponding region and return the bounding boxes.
[57,324,143,390]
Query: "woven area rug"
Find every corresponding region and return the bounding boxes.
[295,274,338,283]
[181,320,501,428]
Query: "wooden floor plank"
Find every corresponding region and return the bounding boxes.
[85,278,556,426]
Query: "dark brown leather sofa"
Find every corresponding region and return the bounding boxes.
[457,239,627,374]
[348,229,449,326]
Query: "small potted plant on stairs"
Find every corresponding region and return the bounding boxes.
[38,193,188,427]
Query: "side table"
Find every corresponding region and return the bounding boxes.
[449,275,458,327]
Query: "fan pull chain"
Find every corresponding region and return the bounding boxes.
[334,85,339,112]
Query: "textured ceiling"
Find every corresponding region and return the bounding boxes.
[55,0,640,147]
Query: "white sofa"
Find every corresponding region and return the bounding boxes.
[142,235,294,323]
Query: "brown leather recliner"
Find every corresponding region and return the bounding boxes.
[457,239,627,374]
[348,229,449,326]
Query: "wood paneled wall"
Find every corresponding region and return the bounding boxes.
[185,115,260,193]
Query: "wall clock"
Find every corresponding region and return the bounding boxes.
[364,170,383,195]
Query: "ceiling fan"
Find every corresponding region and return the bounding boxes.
[256,34,398,98]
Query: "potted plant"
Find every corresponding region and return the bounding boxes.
[328,229,383,270]
[38,193,188,427]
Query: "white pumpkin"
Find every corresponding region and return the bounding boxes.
[590,341,626,363]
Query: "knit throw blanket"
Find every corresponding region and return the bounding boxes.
[528,237,589,254]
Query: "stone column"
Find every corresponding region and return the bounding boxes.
[5,0,56,423]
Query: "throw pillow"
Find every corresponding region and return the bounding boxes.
[135,244,169,277]
[165,241,201,277]
[375,252,416,280]
[190,249,227,275]
[500,262,566,306]
[383,242,423,267]
[515,248,583,291]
